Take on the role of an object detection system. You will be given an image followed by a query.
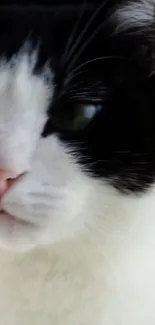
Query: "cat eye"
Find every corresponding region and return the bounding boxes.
[51,103,102,132]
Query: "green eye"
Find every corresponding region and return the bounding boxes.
[52,103,101,132]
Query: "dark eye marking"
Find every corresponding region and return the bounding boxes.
[42,102,102,136]
[52,102,102,131]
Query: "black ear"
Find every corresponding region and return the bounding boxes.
[109,1,155,80]
[113,0,154,34]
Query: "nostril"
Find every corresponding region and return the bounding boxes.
[0,171,27,199]
[7,172,26,186]
[7,177,18,189]
[6,173,24,191]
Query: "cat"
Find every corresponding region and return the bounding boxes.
[0,0,154,324]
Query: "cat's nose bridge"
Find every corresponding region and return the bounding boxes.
[0,169,25,198]
[0,135,31,175]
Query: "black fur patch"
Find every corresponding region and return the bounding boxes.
[0,1,155,193]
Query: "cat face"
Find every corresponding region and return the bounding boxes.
[0,0,154,251]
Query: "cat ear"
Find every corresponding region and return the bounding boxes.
[113,0,154,34]
[109,1,155,78]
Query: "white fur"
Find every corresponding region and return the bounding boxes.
[0,45,155,324]
[114,0,155,33]
[1,184,155,324]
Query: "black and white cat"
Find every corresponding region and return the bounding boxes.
[0,0,155,324]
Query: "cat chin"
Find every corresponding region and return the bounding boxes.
[0,207,46,252]
[0,214,41,252]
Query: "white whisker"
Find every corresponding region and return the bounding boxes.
[67,56,119,84]
[64,69,88,86]
[62,2,86,63]
[65,81,84,93]
[66,0,109,65]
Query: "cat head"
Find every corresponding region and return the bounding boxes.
[0,0,154,251]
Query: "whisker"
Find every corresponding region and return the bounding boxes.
[67,56,120,83]
[70,93,104,97]
[69,90,104,96]
[65,83,105,96]
[69,92,92,97]
[70,95,103,102]
[64,81,85,93]
[86,81,103,88]
[66,23,105,72]
[66,0,109,65]
[64,69,88,87]
[77,84,105,92]
[62,1,86,63]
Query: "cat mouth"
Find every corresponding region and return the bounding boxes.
[0,210,17,220]
[0,210,33,225]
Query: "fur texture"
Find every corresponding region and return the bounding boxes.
[0,1,154,324]
[114,0,155,32]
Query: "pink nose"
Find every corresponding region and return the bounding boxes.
[0,169,24,199]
